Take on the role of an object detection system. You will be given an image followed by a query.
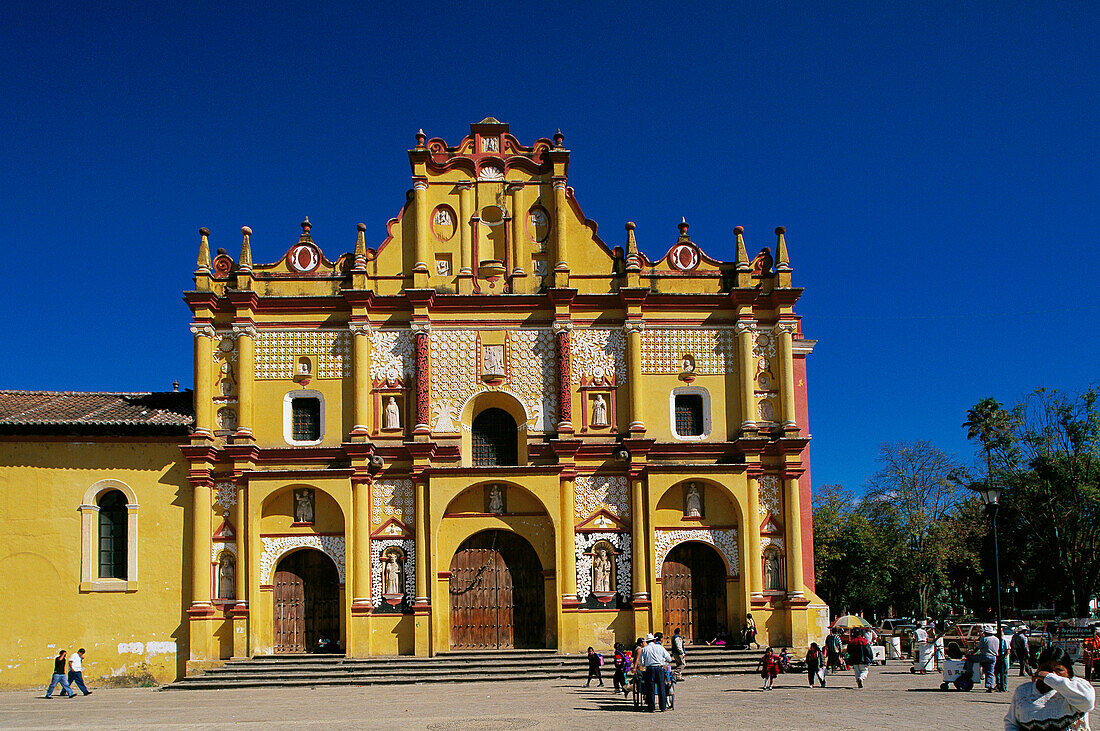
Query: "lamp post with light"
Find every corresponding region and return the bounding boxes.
[970,480,1006,691]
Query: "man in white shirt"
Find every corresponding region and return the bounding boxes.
[637,633,673,712]
[67,648,91,696]
[914,623,930,674]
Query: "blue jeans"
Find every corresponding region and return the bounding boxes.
[980,659,995,689]
[68,671,89,694]
[644,666,668,711]
[46,673,72,697]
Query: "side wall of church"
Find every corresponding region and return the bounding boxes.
[0,440,187,689]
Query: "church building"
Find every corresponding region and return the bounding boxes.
[0,119,827,687]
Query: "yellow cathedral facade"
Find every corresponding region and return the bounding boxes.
[0,119,828,687]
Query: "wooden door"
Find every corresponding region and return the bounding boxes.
[449,531,544,649]
[662,542,727,645]
[273,549,340,654]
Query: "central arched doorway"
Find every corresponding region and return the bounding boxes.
[449,530,545,649]
[273,549,340,653]
[662,542,728,645]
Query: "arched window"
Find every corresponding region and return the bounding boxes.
[97,490,128,580]
[472,408,518,466]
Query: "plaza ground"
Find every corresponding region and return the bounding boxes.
[0,665,1037,729]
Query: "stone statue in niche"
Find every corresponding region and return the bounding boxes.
[297,357,311,376]
[488,485,504,514]
[217,554,235,600]
[682,356,695,373]
[436,259,452,276]
[758,400,775,422]
[593,547,613,593]
[383,396,401,429]
[294,488,315,524]
[483,345,504,376]
[481,136,499,152]
[751,247,774,275]
[383,552,403,595]
[434,208,453,227]
[685,482,703,518]
[529,208,547,227]
[758,372,772,390]
[764,549,782,591]
[216,407,237,432]
[591,394,608,427]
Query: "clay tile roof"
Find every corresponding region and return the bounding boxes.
[0,390,194,436]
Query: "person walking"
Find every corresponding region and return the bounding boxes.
[44,650,74,698]
[67,648,92,696]
[847,631,873,688]
[757,647,780,690]
[670,627,686,681]
[806,642,826,687]
[743,614,759,649]
[584,646,603,687]
[1005,646,1095,730]
[914,622,930,673]
[970,624,1003,693]
[612,642,630,693]
[637,632,672,712]
[825,628,844,674]
[1083,626,1100,684]
[1011,627,1033,677]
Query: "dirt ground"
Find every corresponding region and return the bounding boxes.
[0,665,1040,729]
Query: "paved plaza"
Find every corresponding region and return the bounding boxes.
[0,664,1039,730]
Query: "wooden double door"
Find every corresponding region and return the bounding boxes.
[273,549,340,654]
[662,542,728,645]
[449,530,545,649]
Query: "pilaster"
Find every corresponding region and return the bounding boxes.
[349,321,372,438]
[190,323,215,439]
[457,182,474,294]
[552,178,569,288]
[412,177,430,288]
[624,320,646,433]
[735,320,758,435]
[776,321,800,436]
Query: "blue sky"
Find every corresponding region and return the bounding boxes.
[1,1,1096,492]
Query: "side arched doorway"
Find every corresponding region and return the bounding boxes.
[273,549,340,653]
[449,530,545,649]
[662,542,728,645]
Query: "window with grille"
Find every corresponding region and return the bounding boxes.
[674,394,704,437]
[97,490,128,579]
[472,408,518,466]
[292,397,321,442]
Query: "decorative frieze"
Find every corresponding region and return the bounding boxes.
[640,328,737,374]
[654,528,739,578]
[507,329,557,433]
[213,481,237,511]
[211,540,237,563]
[575,531,632,601]
[429,330,481,433]
[574,475,630,520]
[758,474,781,518]
[259,535,346,584]
[371,479,414,527]
[570,328,625,384]
[254,330,351,380]
[369,329,414,381]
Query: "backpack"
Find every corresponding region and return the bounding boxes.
[597,653,604,666]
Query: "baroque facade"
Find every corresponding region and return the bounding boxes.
[0,119,827,687]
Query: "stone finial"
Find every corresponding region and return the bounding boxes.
[774,226,791,272]
[173,380,179,392]
[239,226,253,272]
[353,222,367,271]
[625,222,641,275]
[553,129,564,148]
[677,217,690,241]
[196,227,212,273]
[734,226,749,271]
[416,128,426,147]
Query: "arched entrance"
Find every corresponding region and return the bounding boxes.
[449,530,545,649]
[273,549,340,653]
[662,542,728,645]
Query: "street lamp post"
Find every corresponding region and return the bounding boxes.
[971,480,1006,692]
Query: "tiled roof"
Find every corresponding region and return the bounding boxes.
[0,390,194,436]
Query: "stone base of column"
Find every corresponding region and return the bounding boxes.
[556,421,574,434]
[628,421,646,433]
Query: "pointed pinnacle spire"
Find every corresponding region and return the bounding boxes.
[553,129,564,148]
[625,221,638,255]
[416,128,426,147]
[677,217,690,242]
[353,222,367,271]
[239,226,253,272]
[733,226,749,271]
[774,226,790,270]
[196,227,211,273]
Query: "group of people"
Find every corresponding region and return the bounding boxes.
[587,630,684,713]
[44,648,92,698]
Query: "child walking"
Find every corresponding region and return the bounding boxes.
[585,646,604,687]
[612,642,630,693]
[757,647,780,690]
[806,642,826,687]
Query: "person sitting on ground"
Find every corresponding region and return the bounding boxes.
[778,647,792,673]
[1005,646,1095,730]
[707,626,733,647]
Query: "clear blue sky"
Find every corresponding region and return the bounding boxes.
[2,1,1096,492]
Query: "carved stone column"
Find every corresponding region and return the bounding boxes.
[190,324,215,438]
[230,477,249,659]
[349,322,372,437]
[351,476,371,607]
[412,323,430,435]
[553,322,573,433]
[630,477,649,603]
[232,323,256,438]
[785,474,805,599]
[413,178,429,285]
[746,473,763,599]
[552,178,569,287]
[735,321,758,432]
[775,321,798,430]
[624,321,646,433]
[413,476,429,608]
[560,475,578,604]
[190,478,213,610]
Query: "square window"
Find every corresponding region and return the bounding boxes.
[674,394,704,437]
[292,398,321,442]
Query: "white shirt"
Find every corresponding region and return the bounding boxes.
[70,654,83,672]
[638,642,673,667]
[1005,673,1094,730]
[915,628,929,643]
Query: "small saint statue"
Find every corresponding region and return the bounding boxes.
[384,396,401,429]
[294,488,314,524]
[593,548,613,593]
[383,553,403,595]
[483,346,504,376]
[682,356,694,373]
[764,550,781,591]
[591,394,608,427]
[685,482,702,518]
[488,485,504,514]
[217,555,235,600]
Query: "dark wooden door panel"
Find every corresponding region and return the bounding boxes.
[273,549,340,654]
[662,543,727,645]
